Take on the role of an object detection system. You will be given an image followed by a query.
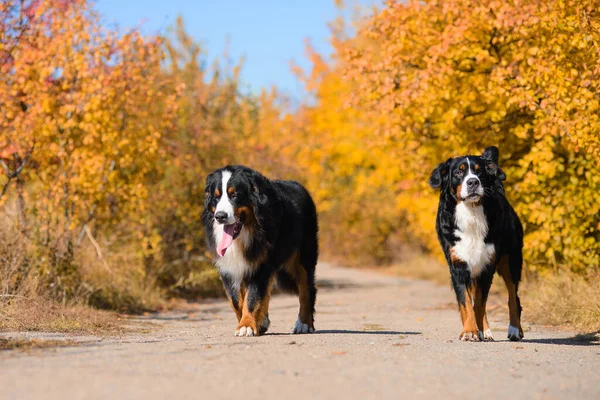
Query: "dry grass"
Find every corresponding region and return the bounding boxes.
[0,216,126,334]
[523,271,600,332]
[76,234,166,313]
[0,337,77,352]
[384,255,449,286]
[0,297,124,334]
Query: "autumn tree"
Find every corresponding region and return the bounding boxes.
[0,0,177,300]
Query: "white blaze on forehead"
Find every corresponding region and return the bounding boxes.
[460,158,482,200]
[215,170,236,224]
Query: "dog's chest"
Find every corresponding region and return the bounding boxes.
[213,223,254,285]
[452,203,495,278]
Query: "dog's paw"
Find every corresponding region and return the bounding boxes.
[482,329,494,341]
[292,318,314,334]
[507,325,524,341]
[258,316,270,335]
[459,330,481,342]
[235,326,256,337]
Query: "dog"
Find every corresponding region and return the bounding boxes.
[429,146,524,342]
[202,165,318,337]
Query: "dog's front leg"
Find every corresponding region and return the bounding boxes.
[220,272,243,322]
[450,261,480,341]
[235,267,274,337]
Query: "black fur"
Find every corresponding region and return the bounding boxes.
[202,165,319,335]
[430,146,524,342]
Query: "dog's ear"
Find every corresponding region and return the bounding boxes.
[429,158,453,189]
[249,172,269,205]
[482,146,506,181]
[482,146,500,163]
[249,171,275,228]
[483,160,507,181]
[203,171,218,207]
[484,161,506,180]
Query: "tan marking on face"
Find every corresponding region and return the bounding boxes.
[228,186,235,195]
[456,183,463,202]
[235,206,255,231]
[235,206,254,221]
[459,164,466,171]
[474,164,479,171]
[215,188,221,197]
[211,206,216,213]
[232,206,267,264]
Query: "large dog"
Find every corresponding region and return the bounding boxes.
[202,165,318,337]
[429,146,524,342]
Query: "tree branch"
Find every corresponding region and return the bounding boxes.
[0,139,35,200]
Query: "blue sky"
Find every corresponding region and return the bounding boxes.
[95,0,380,100]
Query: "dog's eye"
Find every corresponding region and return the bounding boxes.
[230,193,237,200]
[455,170,463,177]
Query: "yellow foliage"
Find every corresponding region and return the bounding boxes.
[257,0,600,271]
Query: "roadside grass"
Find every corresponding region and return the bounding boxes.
[0,337,77,352]
[0,297,124,334]
[0,214,163,335]
[381,255,449,286]
[523,271,600,333]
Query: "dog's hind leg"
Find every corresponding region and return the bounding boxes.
[280,252,316,334]
[294,263,316,334]
[497,255,524,341]
[299,227,318,334]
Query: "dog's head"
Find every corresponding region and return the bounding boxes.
[204,166,271,256]
[429,146,506,203]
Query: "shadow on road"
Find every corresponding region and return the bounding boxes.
[314,330,420,336]
[523,331,599,346]
[314,278,402,291]
[265,330,420,336]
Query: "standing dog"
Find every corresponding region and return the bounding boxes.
[429,146,524,341]
[202,165,318,337]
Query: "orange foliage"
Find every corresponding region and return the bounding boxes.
[0,0,177,299]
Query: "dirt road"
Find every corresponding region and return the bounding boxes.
[1,263,599,399]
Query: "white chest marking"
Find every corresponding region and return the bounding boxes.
[213,220,254,284]
[453,202,495,278]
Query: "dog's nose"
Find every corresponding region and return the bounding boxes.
[466,178,479,189]
[215,211,228,224]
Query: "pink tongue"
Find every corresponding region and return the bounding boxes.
[217,225,235,257]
